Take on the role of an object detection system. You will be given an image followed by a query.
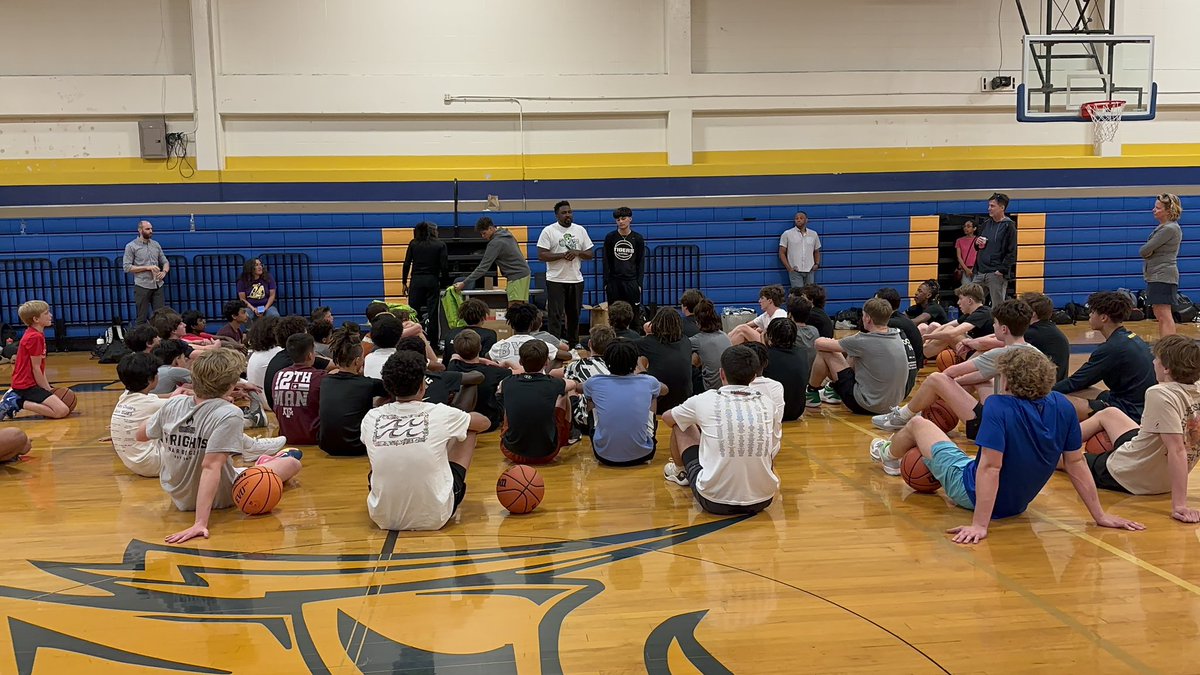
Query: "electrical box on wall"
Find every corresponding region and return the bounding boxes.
[981,75,1016,92]
[138,118,168,159]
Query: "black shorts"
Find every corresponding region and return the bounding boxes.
[1084,442,1134,494]
[1086,391,1140,420]
[1146,282,1177,307]
[449,461,468,513]
[595,445,656,467]
[13,386,52,405]
[965,402,985,441]
[831,368,874,416]
[681,445,772,516]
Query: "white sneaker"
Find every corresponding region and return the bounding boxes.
[663,461,689,486]
[872,407,912,431]
[870,438,901,476]
[243,435,287,460]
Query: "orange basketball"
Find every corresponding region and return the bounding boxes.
[52,387,77,412]
[901,448,941,494]
[1085,430,1113,455]
[925,400,959,433]
[935,349,961,372]
[232,466,284,515]
[496,465,545,514]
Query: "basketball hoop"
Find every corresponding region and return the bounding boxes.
[1080,100,1126,155]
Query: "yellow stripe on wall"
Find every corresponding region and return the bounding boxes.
[6,143,1200,186]
[908,215,940,297]
[1016,213,1047,294]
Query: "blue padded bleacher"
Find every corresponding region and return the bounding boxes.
[0,193,1194,338]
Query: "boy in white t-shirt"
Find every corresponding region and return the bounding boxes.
[662,345,779,515]
[1076,335,1200,522]
[729,285,789,346]
[112,352,285,477]
[361,350,490,531]
[137,349,301,543]
[744,342,785,459]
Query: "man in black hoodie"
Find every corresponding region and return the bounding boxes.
[456,217,532,302]
[972,192,1018,305]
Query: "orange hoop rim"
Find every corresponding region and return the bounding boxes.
[1080,100,1127,120]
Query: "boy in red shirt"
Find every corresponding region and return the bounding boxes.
[271,334,326,445]
[3,301,71,419]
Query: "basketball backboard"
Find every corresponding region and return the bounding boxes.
[1017,35,1156,122]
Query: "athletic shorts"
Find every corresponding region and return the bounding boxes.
[1146,282,1177,307]
[1084,428,1137,494]
[501,407,569,465]
[831,368,874,416]
[595,445,656,467]
[1086,391,1141,420]
[13,386,52,405]
[681,445,773,516]
[926,441,976,510]
[449,461,468,513]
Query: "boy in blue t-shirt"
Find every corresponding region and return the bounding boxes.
[870,348,1143,544]
[582,341,666,466]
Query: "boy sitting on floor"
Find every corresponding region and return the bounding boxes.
[583,340,665,466]
[873,298,1038,432]
[1,300,71,419]
[361,350,490,531]
[728,285,789,345]
[806,298,909,416]
[448,329,512,431]
[498,340,578,464]
[662,345,779,515]
[870,348,1142,544]
[138,348,302,543]
[113,351,285,477]
[1052,291,1155,422]
[272,334,327,445]
[920,283,993,360]
[1074,334,1200,523]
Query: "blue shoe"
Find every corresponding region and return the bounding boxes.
[0,390,21,419]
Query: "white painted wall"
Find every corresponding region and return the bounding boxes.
[218,0,665,76]
[692,0,1026,75]
[224,114,667,157]
[0,0,192,75]
[3,0,1199,166]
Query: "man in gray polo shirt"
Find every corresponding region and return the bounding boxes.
[123,220,169,324]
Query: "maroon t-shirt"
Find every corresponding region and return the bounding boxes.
[272,365,326,445]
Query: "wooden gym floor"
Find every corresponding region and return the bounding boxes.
[1,321,1198,674]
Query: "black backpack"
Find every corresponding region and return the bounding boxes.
[1051,309,1074,325]
[1174,293,1199,324]
[93,319,131,364]
[833,307,864,331]
[1063,302,1089,321]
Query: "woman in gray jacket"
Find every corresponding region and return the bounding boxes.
[1140,193,1184,337]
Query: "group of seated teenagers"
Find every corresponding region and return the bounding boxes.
[12,273,1198,542]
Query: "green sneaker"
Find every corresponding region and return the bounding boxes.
[820,384,842,404]
[805,389,822,408]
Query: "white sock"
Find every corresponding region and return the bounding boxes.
[898,405,915,420]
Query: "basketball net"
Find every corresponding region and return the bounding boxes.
[1081,100,1126,156]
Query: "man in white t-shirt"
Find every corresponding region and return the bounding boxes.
[729,285,789,346]
[778,211,821,289]
[361,350,491,531]
[661,345,779,515]
[113,352,285,477]
[537,200,594,347]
